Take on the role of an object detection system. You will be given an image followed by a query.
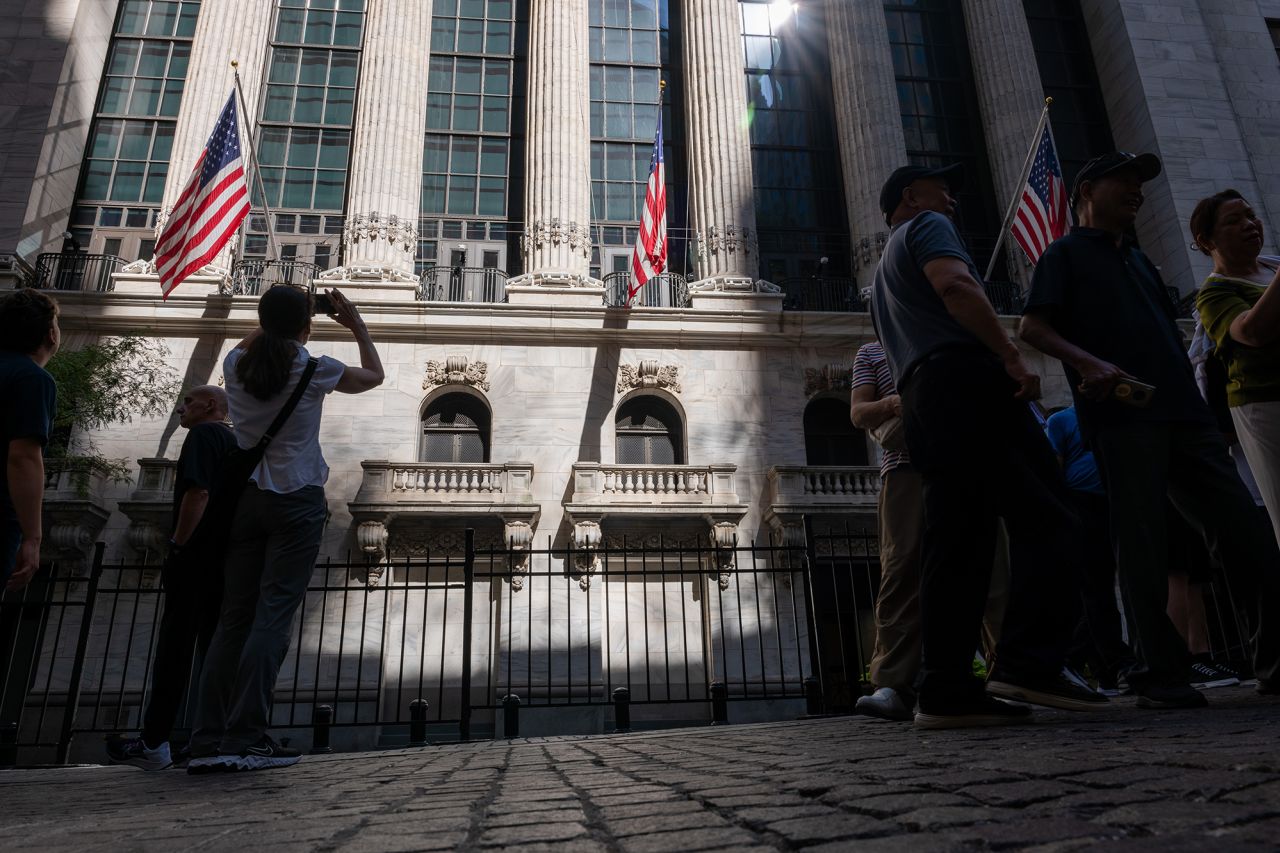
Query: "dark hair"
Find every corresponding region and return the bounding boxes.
[1189,189,1246,256]
[0,288,59,354]
[236,285,311,400]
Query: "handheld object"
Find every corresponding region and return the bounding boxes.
[1112,378,1156,408]
[313,293,335,316]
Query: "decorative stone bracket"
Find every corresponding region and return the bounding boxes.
[503,520,534,591]
[521,218,592,260]
[571,519,603,590]
[422,356,490,392]
[617,361,681,394]
[342,211,418,254]
[707,521,739,591]
[852,232,890,273]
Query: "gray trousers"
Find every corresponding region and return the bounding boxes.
[190,484,326,755]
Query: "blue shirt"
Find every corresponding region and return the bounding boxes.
[871,211,987,385]
[1045,408,1104,494]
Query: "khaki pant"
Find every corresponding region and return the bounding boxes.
[870,469,1011,694]
[1233,401,1280,551]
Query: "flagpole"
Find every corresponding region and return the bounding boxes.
[231,60,280,266]
[984,96,1053,283]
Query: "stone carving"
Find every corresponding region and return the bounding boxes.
[853,232,889,272]
[522,219,592,259]
[803,364,854,397]
[698,224,756,258]
[504,521,534,591]
[617,360,681,394]
[571,520,603,590]
[708,522,739,591]
[342,211,418,254]
[422,355,490,392]
[121,258,157,275]
[386,528,502,558]
[686,275,781,294]
[357,520,390,586]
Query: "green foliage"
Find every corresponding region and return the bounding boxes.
[44,336,180,491]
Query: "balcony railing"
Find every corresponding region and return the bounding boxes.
[567,462,747,520]
[769,466,881,505]
[227,259,320,295]
[350,461,535,512]
[602,271,691,308]
[984,281,1025,316]
[417,266,508,303]
[780,276,864,312]
[33,253,123,292]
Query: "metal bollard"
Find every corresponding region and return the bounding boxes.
[0,722,16,768]
[310,705,333,754]
[409,698,429,747]
[502,694,521,739]
[612,687,631,733]
[804,676,824,717]
[710,681,729,725]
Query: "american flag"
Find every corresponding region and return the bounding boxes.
[627,114,666,307]
[1011,123,1069,265]
[155,92,250,297]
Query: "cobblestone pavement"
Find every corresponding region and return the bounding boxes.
[3,687,1279,852]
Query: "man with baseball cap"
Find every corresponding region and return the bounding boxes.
[870,162,1106,728]
[1020,151,1280,706]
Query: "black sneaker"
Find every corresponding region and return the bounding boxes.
[1189,660,1240,689]
[986,669,1111,712]
[915,694,1034,730]
[233,735,302,771]
[1135,683,1208,709]
[105,735,172,771]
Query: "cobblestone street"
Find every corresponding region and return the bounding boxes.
[3,687,1279,852]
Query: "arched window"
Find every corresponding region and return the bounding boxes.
[803,398,868,466]
[420,393,491,463]
[615,396,684,465]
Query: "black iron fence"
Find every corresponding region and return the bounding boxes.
[602,271,691,308]
[227,259,320,295]
[32,253,123,292]
[0,527,889,765]
[984,281,1025,316]
[417,266,508,303]
[781,276,864,313]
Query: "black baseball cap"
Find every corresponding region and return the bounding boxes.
[1070,151,1162,207]
[878,163,965,225]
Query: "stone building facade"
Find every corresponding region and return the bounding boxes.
[1,0,1272,737]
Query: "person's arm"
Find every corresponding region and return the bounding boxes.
[325,289,384,393]
[170,488,209,547]
[1226,280,1280,348]
[850,385,900,429]
[1019,309,1129,400]
[921,256,1040,400]
[5,438,45,591]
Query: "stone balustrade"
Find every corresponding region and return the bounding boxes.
[116,458,179,565]
[570,462,742,508]
[765,465,881,544]
[42,461,114,574]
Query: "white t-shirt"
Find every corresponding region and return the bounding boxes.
[224,343,345,493]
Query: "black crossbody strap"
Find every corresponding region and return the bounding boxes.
[255,357,318,450]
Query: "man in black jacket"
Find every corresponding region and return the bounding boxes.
[107,385,236,769]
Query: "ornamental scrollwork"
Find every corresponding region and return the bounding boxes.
[699,224,756,258]
[522,219,591,259]
[422,355,490,392]
[344,211,418,254]
[803,363,853,397]
[617,360,681,394]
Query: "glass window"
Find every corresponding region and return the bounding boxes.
[803,398,868,466]
[420,394,491,463]
[615,396,683,465]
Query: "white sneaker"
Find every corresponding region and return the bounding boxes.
[854,687,913,722]
[105,736,172,771]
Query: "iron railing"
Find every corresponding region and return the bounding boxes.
[780,277,864,312]
[227,259,320,295]
[984,281,1026,316]
[602,271,691,308]
[32,253,123,292]
[417,266,508,303]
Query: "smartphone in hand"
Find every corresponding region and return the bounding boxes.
[313,293,334,315]
[1112,379,1156,408]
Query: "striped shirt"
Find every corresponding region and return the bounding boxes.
[852,342,910,477]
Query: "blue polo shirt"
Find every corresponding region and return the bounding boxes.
[1024,227,1213,437]
[1045,407,1104,494]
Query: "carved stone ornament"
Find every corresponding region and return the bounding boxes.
[617,360,681,394]
[853,231,890,272]
[685,275,781,294]
[504,521,534,591]
[422,355,490,392]
[342,211,419,254]
[707,522,739,591]
[121,258,157,275]
[386,528,502,558]
[521,218,592,259]
[803,363,854,397]
[697,224,756,259]
[571,520,603,590]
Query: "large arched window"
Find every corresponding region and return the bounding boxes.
[803,398,868,466]
[615,396,684,465]
[420,393,491,463]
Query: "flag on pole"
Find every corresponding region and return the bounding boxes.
[1010,123,1070,265]
[627,114,667,307]
[155,91,251,297]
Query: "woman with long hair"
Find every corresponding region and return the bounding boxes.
[1190,190,1280,551]
[188,285,383,773]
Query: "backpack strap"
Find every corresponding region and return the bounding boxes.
[255,357,318,450]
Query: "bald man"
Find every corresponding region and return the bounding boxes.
[108,385,236,769]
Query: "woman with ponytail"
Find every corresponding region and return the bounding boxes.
[188,285,383,773]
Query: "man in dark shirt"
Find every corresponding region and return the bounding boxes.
[0,289,60,592]
[107,385,236,769]
[871,164,1105,729]
[1020,151,1280,705]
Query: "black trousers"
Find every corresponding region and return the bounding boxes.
[1092,421,1280,690]
[901,350,1081,706]
[140,551,223,746]
[1065,490,1134,678]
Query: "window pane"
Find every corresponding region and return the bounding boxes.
[143,165,167,202]
[288,128,319,166]
[457,18,484,52]
[137,42,169,77]
[82,160,113,199]
[128,79,163,115]
[631,29,656,63]
[485,21,511,54]
[329,52,358,87]
[119,122,152,160]
[276,8,305,42]
[317,129,349,167]
[606,144,631,180]
[447,175,476,214]
[299,50,329,85]
[421,174,447,213]
[271,48,300,83]
[450,136,478,173]
[111,160,144,201]
[283,168,314,207]
[478,177,505,215]
[432,18,456,52]
[264,85,293,121]
[479,138,507,174]
[426,93,452,129]
[481,97,507,132]
[90,122,122,158]
[429,57,454,91]
[109,41,139,75]
[483,61,510,95]
[604,66,629,101]
[259,127,289,165]
[606,182,632,219]
[323,87,354,124]
[160,81,183,117]
[604,27,629,61]
[313,171,345,209]
[455,58,482,93]
[424,135,450,173]
[453,95,480,131]
[333,11,362,45]
[294,86,324,123]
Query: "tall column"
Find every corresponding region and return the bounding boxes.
[507,0,597,297]
[682,0,770,296]
[962,0,1046,285]
[158,1,275,276]
[324,0,431,283]
[825,0,908,286]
